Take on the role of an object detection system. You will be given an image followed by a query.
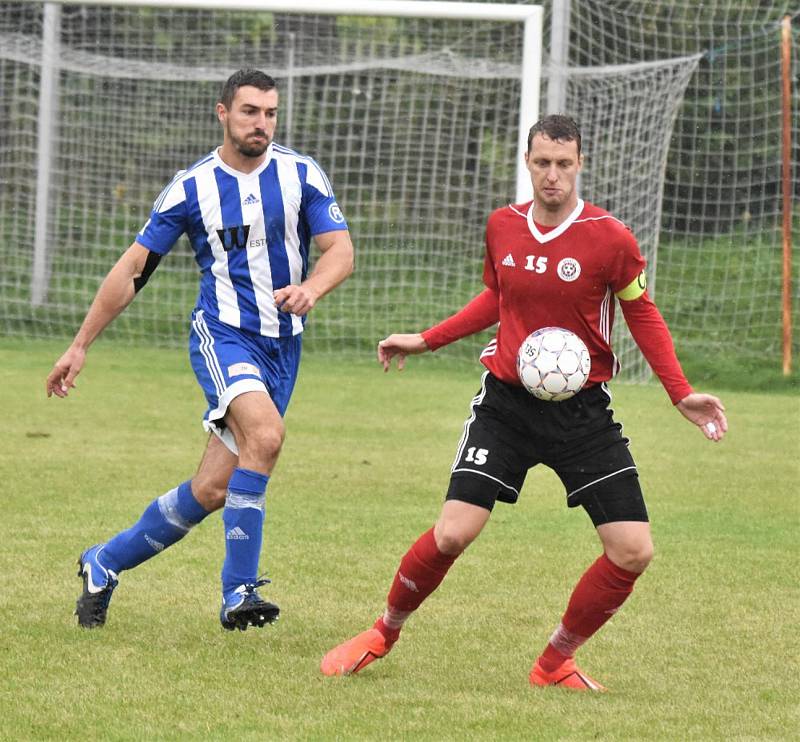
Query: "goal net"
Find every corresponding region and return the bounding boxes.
[3,1,790,381]
[561,0,800,375]
[559,55,701,380]
[1,2,528,363]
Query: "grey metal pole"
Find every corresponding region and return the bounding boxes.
[285,31,295,147]
[31,2,62,307]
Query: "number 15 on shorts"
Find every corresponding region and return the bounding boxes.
[465,447,489,465]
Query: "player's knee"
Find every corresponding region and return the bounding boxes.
[240,422,285,464]
[609,540,654,574]
[434,522,479,556]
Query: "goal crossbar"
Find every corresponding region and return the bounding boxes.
[39,0,540,22]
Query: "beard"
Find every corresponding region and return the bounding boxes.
[228,124,270,158]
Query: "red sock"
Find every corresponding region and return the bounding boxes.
[373,617,401,646]
[386,527,459,614]
[539,553,640,672]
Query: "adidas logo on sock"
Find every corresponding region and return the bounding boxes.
[398,572,419,592]
[145,534,165,552]
[242,193,260,205]
[226,526,249,540]
[502,253,516,267]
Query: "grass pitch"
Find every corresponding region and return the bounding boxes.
[1,339,798,740]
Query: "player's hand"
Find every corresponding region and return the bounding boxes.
[273,284,318,316]
[46,345,86,398]
[676,393,727,442]
[377,333,429,372]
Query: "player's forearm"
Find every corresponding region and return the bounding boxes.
[71,253,140,350]
[620,293,693,404]
[303,235,354,301]
[422,288,500,351]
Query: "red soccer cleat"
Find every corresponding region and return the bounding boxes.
[529,658,607,692]
[320,621,395,677]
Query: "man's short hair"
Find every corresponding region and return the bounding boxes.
[219,69,277,109]
[527,114,581,155]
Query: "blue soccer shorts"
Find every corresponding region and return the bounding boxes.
[189,308,302,454]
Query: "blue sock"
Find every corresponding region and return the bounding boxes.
[221,468,268,598]
[102,481,210,574]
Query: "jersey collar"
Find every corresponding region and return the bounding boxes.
[526,198,584,243]
[213,143,274,178]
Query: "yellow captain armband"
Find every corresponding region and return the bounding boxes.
[615,270,647,301]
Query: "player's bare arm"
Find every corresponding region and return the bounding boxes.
[377,334,430,372]
[46,241,153,398]
[273,229,354,316]
[676,393,728,442]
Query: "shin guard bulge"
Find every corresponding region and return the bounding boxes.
[386,527,459,614]
[539,553,640,671]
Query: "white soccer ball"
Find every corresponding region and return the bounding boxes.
[517,327,591,401]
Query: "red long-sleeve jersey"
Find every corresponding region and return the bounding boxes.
[422,199,693,404]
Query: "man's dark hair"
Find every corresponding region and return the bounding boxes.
[527,114,581,155]
[219,69,277,109]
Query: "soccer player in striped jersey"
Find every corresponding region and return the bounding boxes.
[321,115,727,690]
[46,69,354,631]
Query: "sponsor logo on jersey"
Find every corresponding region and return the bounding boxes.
[228,362,261,379]
[216,224,251,251]
[328,203,345,223]
[557,257,581,282]
[501,253,516,267]
[242,193,260,205]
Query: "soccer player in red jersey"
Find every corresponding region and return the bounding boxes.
[320,115,727,690]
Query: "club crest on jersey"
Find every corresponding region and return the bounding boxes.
[216,224,251,251]
[328,203,345,223]
[557,257,581,282]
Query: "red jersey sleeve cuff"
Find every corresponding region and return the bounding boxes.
[667,381,694,406]
[421,327,447,352]
[421,288,500,352]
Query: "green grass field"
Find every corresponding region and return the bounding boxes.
[1,339,798,740]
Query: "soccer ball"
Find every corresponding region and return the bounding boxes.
[517,327,591,401]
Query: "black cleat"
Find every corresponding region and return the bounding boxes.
[220,578,279,631]
[75,544,119,628]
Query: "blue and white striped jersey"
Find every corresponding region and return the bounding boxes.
[136,143,348,337]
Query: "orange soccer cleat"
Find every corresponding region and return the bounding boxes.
[529,658,607,692]
[320,621,395,677]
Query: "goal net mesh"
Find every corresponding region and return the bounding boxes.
[561,1,800,375]
[1,4,524,363]
[0,1,796,380]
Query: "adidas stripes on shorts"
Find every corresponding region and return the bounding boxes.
[189,308,301,454]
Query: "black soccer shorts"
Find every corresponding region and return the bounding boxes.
[445,372,648,526]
